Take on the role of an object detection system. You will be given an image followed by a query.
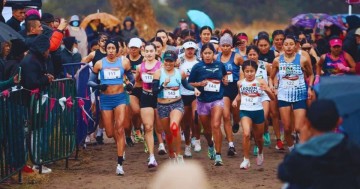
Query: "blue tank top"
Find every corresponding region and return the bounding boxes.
[216,52,240,82]
[99,57,124,85]
[278,54,307,102]
[158,68,182,99]
[234,48,248,60]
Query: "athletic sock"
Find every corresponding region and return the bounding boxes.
[118,156,124,166]
[96,128,103,137]
[229,142,234,148]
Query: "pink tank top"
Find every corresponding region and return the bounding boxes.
[140,61,162,91]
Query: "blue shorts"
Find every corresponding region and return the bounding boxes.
[99,92,127,110]
[240,110,265,124]
[278,100,307,110]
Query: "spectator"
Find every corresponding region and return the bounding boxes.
[85,18,104,46]
[67,15,88,58]
[173,18,188,40]
[41,13,67,78]
[343,15,360,62]
[20,34,54,90]
[61,36,81,64]
[6,3,25,32]
[0,0,6,23]
[278,99,360,189]
[120,16,138,42]
[5,39,28,80]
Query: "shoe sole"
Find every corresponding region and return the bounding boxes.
[117,173,124,176]
[275,146,285,150]
[228,151,236,156]
[184,155,192,158]
[148,164,157,168]
[240,166,250,170]
[158,150,167,155]
[214,162,223,166]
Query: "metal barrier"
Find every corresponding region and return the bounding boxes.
[28,79,77,171]
[0,89,28,183]
[63,63,86,79]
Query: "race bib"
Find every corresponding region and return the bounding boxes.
[141,73,153,83]
[281,79,300,88]
[204,81,221,92]
[227,72,233,82]
[103,68,121,79]
[242,96,259,106]
[164,88,180,98]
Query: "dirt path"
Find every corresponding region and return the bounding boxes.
[1,129,286,189]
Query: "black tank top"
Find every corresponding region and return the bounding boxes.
[259,50,275,63]
[93,49,107,66]
[126,54,144,73]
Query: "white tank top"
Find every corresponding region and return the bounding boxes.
[239,79,265,111]
[179,57,199,95]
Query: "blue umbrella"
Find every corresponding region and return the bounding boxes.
[187,10,214,30]
[318,76,360,145]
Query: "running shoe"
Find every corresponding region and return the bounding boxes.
[158,143,167,155]
[96,135,104,145]
[263,132,271,147]
[148,157,158,168]
[253,145,259,156]
[191,137,196,147]
[194,139,202,152]
[32,165,52,174]
[232,123,240,133]
[227,146,237,156]
[134,131,144,143]
[275,139,285,150]
[184,145,192,158]
[116,164,124,176]
[214,155,223,166]
[240,158,250,170]
[256,153,264,166]
[208,146,216,160]
[177,155,185,164]
[126,137,134,147]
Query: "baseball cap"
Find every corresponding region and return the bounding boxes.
[210,36,219,44]
[356,28,360,36]
[128,38,142,48]
[183,41,197,49]
[163,50,178,62]
[306,99,339,132]
[329,38,342,47]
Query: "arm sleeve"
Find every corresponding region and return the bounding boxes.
[87,71,100,89]
[49,31,64,52]
[152,79,164,95]
[0,78,14,91]
[124,69,135,85]
[181,78,194,91]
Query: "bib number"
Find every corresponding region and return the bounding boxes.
[103,68,121,79]
[281,79,300,88]
[142,73,153,83]
[164,89,180,98]
[243,96,259,106]
[227,72,233,82]
[204,81,220,92]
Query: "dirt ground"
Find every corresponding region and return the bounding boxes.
[1,128,286,189]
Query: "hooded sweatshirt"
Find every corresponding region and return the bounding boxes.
[120,16,139,42]
[343,15,360,61]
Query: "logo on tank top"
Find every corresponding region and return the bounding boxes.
[241,83,261,97]
[206,68,219,73]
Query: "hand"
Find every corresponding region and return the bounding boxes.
[336,63,350,72]
[194,88,201,97]
[232,100,238,108]
[46,74,54,83]
[259,80,269,91]
[125,83,133,92]
[198,80,208,87]
[308,88,313,100]
[222,77,229,86]
[99,84,108,91]
[314,75,320,85]
[164,77,170,86]
[57,18,68,31]
[13,74,20,84]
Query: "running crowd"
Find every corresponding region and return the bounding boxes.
[1,2,360,177]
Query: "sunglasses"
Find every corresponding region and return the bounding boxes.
[301,47,311,51]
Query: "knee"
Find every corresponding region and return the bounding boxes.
[243,132,250,140]
[144,124,153,133]
[223,114,231,123]
[105,132,114,138]
[116,126,125,135]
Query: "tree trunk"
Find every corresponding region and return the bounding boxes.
[109,0,158,40]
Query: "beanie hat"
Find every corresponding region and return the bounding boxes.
[306,99,339,132]
[26,9,41,19]
[30,34,50,54]
[219,34,233,46]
